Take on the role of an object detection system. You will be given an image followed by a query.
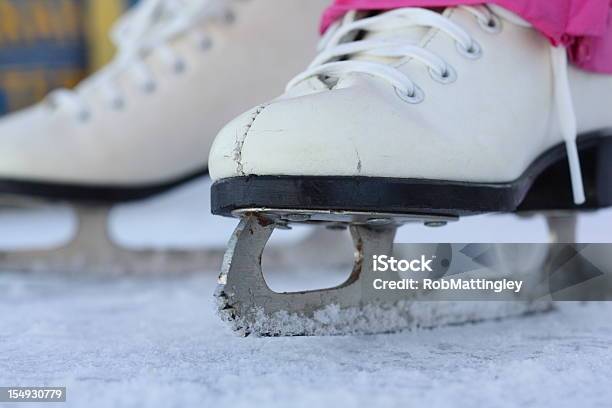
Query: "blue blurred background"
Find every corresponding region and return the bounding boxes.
[0,0,138,114]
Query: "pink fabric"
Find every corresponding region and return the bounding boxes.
[321,0,612,73]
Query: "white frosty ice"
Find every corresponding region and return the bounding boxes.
[1,272,611,408]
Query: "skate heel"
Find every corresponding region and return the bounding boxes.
[519,133,612,211]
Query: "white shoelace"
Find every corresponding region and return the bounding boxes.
[289,6,585,205]
[49,0,231,120]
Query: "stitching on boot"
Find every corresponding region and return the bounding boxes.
[233,105,267,176]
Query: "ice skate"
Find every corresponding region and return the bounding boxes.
[209,6,612,335]
[0,0,336,275]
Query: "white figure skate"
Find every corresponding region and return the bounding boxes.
[0,0,335,275]
[209,6,612,335]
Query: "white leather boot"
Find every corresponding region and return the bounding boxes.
[209,6,612,336]
[0,0,328,196]
[0,0,331,274]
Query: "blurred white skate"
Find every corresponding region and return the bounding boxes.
[0,0,338,275]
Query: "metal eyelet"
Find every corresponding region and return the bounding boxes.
[223,10,236,24]
[199,36,213,51]
[456,40,482,60]
[478,15,502,34]
[77,110,91,123]
[428,65,457,84]
[142,81,157,94]
[110,97,125,111]
[395,84,425,104]
[174,59,186,74]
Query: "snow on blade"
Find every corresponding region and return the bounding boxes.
[219,299,554,337]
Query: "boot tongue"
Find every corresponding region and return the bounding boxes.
[111,0,217,50]
[348,8,448,63]
[361,25,429,43]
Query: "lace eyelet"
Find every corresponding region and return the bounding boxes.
[456,40,482,60]
[200,37,213,51]
[142,81,157,94]
[77,110,91,123]
[428,65,457,84]
[111,98,125,111]
[223,10,236,25]
[478,15,502,34]
[174,59,186,74]
[395,85,424,104]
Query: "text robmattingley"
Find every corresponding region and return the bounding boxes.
[373,278,524,294]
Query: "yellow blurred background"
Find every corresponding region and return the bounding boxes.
[0,0,137,114]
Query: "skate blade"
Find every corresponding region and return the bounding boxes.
[0,247,228,276]
[0,203,225,275]
[0,204,354,276]
[216,211,553,337]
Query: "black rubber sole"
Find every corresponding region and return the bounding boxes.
[211,132,612,218]
[0,167,209,204]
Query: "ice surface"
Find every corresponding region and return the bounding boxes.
[1,272,611,408]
